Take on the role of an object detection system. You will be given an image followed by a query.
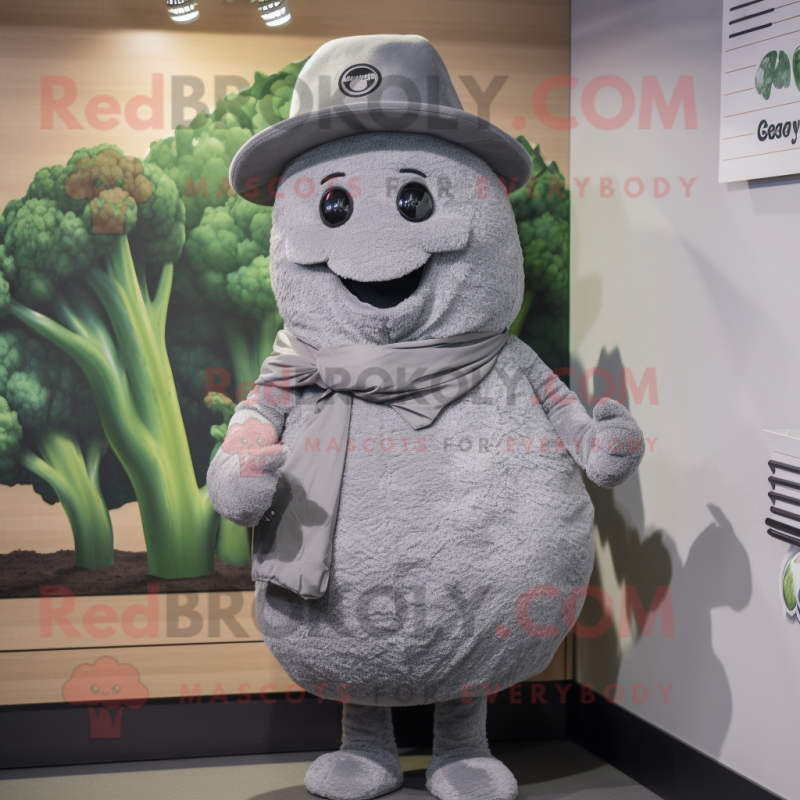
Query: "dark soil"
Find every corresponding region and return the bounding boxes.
[0,550,254,598]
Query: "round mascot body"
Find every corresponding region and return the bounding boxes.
[256,131,595,706]
[208,34,644,800]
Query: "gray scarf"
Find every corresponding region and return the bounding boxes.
[252,328,508,599]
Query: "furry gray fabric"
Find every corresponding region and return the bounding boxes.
[250,329,508,599]
[208,131,644,799]
[269,133,525,347]
[247,335,628,706]
[427,696,518,800]
[304,703,403,800]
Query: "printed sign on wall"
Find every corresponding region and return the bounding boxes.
[719,1,800,182]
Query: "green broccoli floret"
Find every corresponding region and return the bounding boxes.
[2,198,91,304]
[183,205,249,300]
[0,244,16,315]
[517,213,569,308]
[129,161,185,269]
[0,199,24,242]
[180,195,281,394]
[228,192,272,249]
[0,397,23,484]
[26,166,67,206]
[1,147,184,312]
[184,198,274,307]
[227,255,277,319]
[145,58,308,229]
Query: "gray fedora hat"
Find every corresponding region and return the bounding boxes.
[230,34,532,206]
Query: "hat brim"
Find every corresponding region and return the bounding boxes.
[229,101,533,206]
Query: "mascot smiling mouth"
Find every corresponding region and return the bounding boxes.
[340,262,427,309]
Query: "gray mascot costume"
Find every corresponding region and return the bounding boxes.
[209,34,644,800]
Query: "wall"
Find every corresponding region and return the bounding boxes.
[0,9,570,207]
[570,1,800,798]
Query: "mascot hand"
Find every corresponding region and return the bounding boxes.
[207,416,285,527]
[585,399,644,488]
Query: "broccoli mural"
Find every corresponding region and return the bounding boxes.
[0,145,217,580]
[0,57,569,592]
[144,62,300,567]
[0,329,128,570]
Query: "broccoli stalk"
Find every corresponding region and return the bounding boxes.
[216,514,252,567]
[205,391,250,565]
[224,310,282,398]
[144,62,302,567]
[181,202,280,570]
[166,333,252,565]
[9,238,216,578]
[0,330,115,570]
[23,430,113,569]
[1,146,217,578]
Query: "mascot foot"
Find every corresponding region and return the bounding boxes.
[304,702,403,800]
[304,749,403,800]
[426,696,517,800]
[426,754,517,800]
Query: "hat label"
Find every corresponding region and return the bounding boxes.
[339,64,382,98]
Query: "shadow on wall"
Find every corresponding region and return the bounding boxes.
[572,347,752,758]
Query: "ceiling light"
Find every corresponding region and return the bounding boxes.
[257,0,292,27]
[167,0,200,24]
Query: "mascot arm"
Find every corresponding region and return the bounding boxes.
[206,385,301,527]
[510,337,644,488]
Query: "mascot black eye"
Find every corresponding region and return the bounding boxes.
[319,188,352,227]
[397,182,434,222]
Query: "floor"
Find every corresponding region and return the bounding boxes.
[0,740,662,799]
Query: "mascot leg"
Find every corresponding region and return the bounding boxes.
[304,703,403,800]
[426,696,518,800]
